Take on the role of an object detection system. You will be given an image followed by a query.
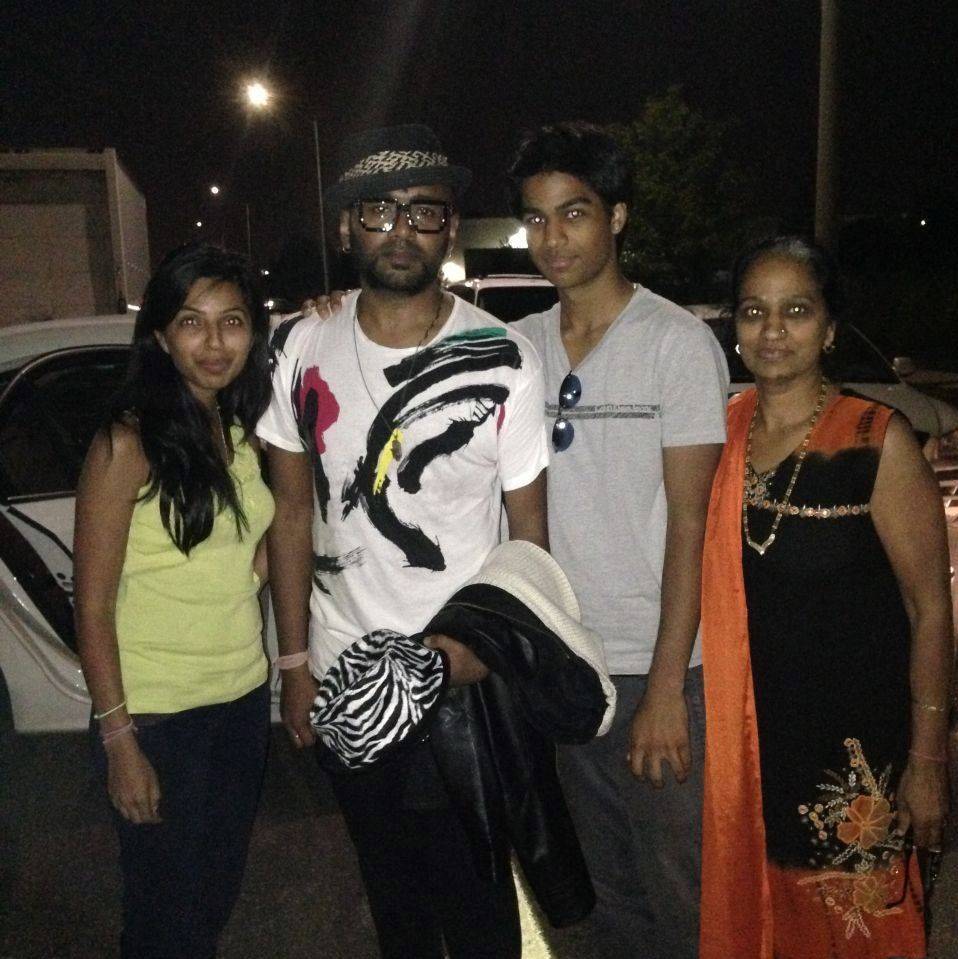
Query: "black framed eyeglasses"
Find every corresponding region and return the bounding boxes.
[552,371,582,452]
[353,198,451,234]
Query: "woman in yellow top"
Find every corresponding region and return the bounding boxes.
[74,242,274,959]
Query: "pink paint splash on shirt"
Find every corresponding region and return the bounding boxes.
[297,367,340,453]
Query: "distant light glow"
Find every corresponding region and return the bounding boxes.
[128,303,141,312]
[246,81,271,109]
[920,218,927,226]
[261,268,270,276]
[266,299,275,310]
[195,220,203,228]
[442,261,466,283]
[210,185,220,195]
[507,227,528,249]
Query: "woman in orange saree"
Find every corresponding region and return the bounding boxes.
[700,237,951,959]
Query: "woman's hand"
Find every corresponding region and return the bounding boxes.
[896,756,949,849]
[281,664,319,748]
[105,734,162,824]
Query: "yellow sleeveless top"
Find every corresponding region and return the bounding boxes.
[115,427,274,713]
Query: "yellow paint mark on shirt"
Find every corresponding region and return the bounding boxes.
[373,428,403,494]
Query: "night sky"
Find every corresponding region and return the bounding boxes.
[3,1,956,269]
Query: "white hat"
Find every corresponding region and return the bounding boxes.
[463,540,616,736]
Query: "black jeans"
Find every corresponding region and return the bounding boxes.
[323,741,521,959]
[92,682,270,959]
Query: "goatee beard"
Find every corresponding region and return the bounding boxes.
[364,259,437,294]
[349,229,443,295]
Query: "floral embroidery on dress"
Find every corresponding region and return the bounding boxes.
[796,737,908,940]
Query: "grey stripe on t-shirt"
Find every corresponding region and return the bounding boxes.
[544,402,661,420]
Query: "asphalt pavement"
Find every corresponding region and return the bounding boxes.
[1,679,956,959]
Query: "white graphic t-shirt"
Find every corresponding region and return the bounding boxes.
[258,291,548,678]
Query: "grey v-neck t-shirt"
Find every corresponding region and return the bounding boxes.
[514,285,729,674]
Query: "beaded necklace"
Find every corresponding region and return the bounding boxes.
[742,379,829,556]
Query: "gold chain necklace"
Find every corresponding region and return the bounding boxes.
[353,292,444,462]
[742,379,829,556]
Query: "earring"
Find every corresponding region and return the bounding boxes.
[823,342,836,354]
[735,343,741,355]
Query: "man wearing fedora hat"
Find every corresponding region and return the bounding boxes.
[258,124,549,958]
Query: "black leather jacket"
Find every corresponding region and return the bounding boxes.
[424,581,608,929]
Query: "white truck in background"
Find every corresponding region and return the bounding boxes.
[0,148,150,327]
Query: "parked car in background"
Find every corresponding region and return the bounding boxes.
[0,316,133,730]
[447,274,558,323]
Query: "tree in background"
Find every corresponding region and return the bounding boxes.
[609,88,760,302]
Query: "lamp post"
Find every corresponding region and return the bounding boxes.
[244,80,330,293]
[814,0,839,250]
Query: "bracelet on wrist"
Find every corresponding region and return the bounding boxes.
[101,719,137,745]
[911,697,949,714]
[94,698,127,720]
[909,748,948,764]
[273,651,309,670]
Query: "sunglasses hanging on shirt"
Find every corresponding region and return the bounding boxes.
[552,371,582,452]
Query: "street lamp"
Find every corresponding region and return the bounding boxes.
[243,79,330,292]
[245,82,270,109]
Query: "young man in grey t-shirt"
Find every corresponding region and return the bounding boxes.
[510,122,729,959]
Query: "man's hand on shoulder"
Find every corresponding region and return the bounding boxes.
[627,688,692,788]
[424,634,490,686]
[301,290,348,318]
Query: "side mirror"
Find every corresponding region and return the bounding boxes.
[892,356,916,378]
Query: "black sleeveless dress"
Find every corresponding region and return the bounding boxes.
[742,394,912,874]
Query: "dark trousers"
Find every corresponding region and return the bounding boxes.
[93,682,270,959]
[558,667,706,959]
[324,743,521,959]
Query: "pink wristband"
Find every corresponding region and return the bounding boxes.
[274,651,309,670]
[101,720,137,744]
[909,748,948,764]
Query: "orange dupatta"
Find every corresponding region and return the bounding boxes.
[699,391,921,959]
[700,388,774,959]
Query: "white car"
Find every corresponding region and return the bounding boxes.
[447,274,558,323]
[0,316,280,732]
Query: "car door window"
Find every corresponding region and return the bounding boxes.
[0,348,129,499]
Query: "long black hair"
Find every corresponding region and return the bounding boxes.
[109,242,271,554]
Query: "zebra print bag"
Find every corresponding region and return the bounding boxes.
[309,629,448,770]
